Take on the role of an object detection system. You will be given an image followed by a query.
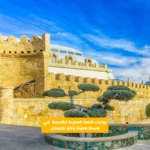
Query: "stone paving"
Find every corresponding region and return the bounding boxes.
[0,124,150,150]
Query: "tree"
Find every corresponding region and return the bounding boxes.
[43,85,136,117]
[97,85,136,109]
[43,84,100,113]
[43,84,136,137]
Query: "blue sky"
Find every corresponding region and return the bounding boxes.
[0,0,150,83]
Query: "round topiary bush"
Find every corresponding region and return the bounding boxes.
[97,89,135,102]
[107,85,131,91]
[51,88,65,92]
[43,90,66,97]
[87,109,107,117]
[68,90,79,96]
[146,103,150,117]
[91,104,103,109]
[105,105,114,111]
[78,84,100,91]
[48,102,75,111]
[64,110,89,117]
[42,88,66,97]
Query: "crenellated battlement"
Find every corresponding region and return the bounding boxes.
[0,34,50,55]
[49,56,109,72]
[47,73,150,96]
[50,72,149,88]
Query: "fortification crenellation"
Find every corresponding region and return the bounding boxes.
[0,34,50,55]
[45,72,150,96]
[75,76,83,82]
[66,75,75,81]
[92,78,99,84]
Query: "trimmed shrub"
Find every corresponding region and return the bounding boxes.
[51,88,65,92]
[78,84,100,92]
[68,90,79,96]
[105,105,114,111]
[48,102,75,111]
[97,96,108,102]
[107,85,136,96]
[42,88,66,97]
[92,104,103,109]
[146,103,150,117]
[98,90,135,101]
[64,110,89,117]
[43,90,66,97]
[42,90,49,96]
[107,85,131,91]
[87,109,107,117]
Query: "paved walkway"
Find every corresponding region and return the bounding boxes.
[0,124,64,150]
[0,124,150,150]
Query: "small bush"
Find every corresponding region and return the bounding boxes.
[146,103,150,117]
[68,90,79,96]
[107,85,131,91]
[64,110,89,117]
[51,88,65,92]
[42,88,66,97]
[43,90,66,97]
[48,102,75,111]
[99,90,135,101]
[105,105,114,111]
[97,97,108,102]
[78,84,100,92]
[42,90,49,96]
[87,109,107,117]
[92,104,103,109]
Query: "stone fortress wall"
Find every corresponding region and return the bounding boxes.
[0,33,150,126]
[46,73,150,98]
[0,34,50,95]
[0,87,150,126]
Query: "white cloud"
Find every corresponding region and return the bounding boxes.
[51,32,87,50]
[84,50,150,83]
[85,51,139,67]
[84,33,150,55]
[112,58,150,83]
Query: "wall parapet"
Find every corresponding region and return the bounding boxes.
[0,34,50,55]
[48,72,150,97]
[49,62,109,72]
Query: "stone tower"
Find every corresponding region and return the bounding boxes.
[0,33,50,96]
